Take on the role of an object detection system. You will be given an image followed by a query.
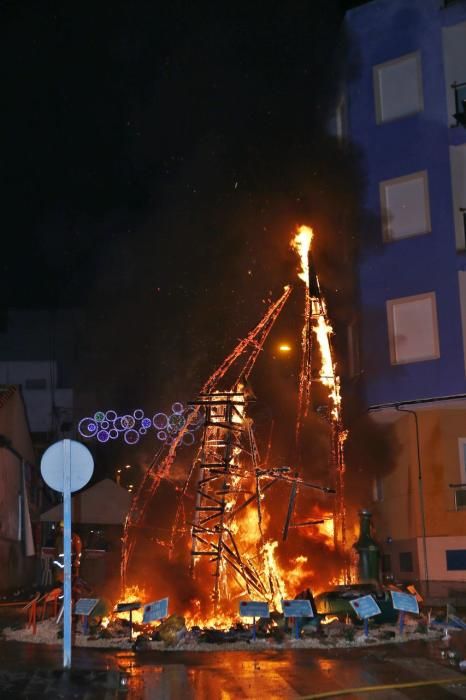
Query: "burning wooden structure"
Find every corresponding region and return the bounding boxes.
[120,226,350,619]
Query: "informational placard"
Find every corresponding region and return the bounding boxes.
[239,601,270,618]
[143,597,169,623]
[390,591,419,615]
[74,598,99,617]
[349,595,382,620]
[281,599,314,618]
[114,601,141,613]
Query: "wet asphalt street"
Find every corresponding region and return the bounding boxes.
[2,635,466,699]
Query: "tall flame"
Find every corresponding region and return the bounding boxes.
[290,224,348,562]
[314,313,341,421]
[291,225,313,286]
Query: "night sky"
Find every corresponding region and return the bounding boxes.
[1,1,369,474]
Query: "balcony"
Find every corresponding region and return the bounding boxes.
[452,82,466,127]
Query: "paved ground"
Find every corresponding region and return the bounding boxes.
[2,635,466,699]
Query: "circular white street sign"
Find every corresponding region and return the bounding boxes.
[41,439,94,493]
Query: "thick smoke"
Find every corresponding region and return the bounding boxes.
[2,2,390,607]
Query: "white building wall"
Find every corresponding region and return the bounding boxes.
[0,361,73,433]
[417,535,466,583]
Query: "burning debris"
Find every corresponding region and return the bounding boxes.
[2,594,445,651]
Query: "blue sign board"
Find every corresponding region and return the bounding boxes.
[390,591,419,615]
[239,601,270,618]
[349,595,382,620]
[143,597,169,623]
[115,601,141,613]
[74,598,99,616]
[281,599,314,618]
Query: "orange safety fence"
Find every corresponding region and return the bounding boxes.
[0,589,62,635]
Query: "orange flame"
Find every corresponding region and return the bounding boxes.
[314,314,341,421]
[291,225,313,286]
[115,584,146,626]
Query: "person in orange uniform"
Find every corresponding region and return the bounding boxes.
[52,521,83,583]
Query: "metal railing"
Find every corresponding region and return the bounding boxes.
[452,82,466,127]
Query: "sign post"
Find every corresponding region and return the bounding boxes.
[239,601,270,641]
[74,598,99,634]
[390,591,419,635]
[114,602,142,641]
[349,594,382,637]
[63,440,72,668]
[143,597,169,624]
[41,439,94,670]
[282,599,314,640]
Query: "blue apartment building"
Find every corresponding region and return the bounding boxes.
[344,0,466,594]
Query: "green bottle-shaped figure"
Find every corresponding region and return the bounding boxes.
[354,510,380,583]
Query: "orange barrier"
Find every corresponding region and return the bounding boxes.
[0,592,45,635]
[21,593,40,635]
[38,588,61,620]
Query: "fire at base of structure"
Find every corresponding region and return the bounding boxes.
[120,226,349,615]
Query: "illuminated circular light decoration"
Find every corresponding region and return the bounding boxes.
[114,417,126,432]
[122,415,135,429]
[97,429,110,443]
[124,429,139,445]
[153,413,168,430]
[182,432,195,446]
[78,418,98,438]
[78,404,204,448]
[168,413,185,431]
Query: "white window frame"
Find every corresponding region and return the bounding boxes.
[386,292,440,365]
[380,170,431,242]
[457,438,466,483]
[373,51,424,125]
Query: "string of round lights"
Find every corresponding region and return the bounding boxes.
[78,403,204,446]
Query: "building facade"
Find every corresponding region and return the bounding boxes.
[345,0,466,595]
[0,386,40,591]
[0,309,77,444]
